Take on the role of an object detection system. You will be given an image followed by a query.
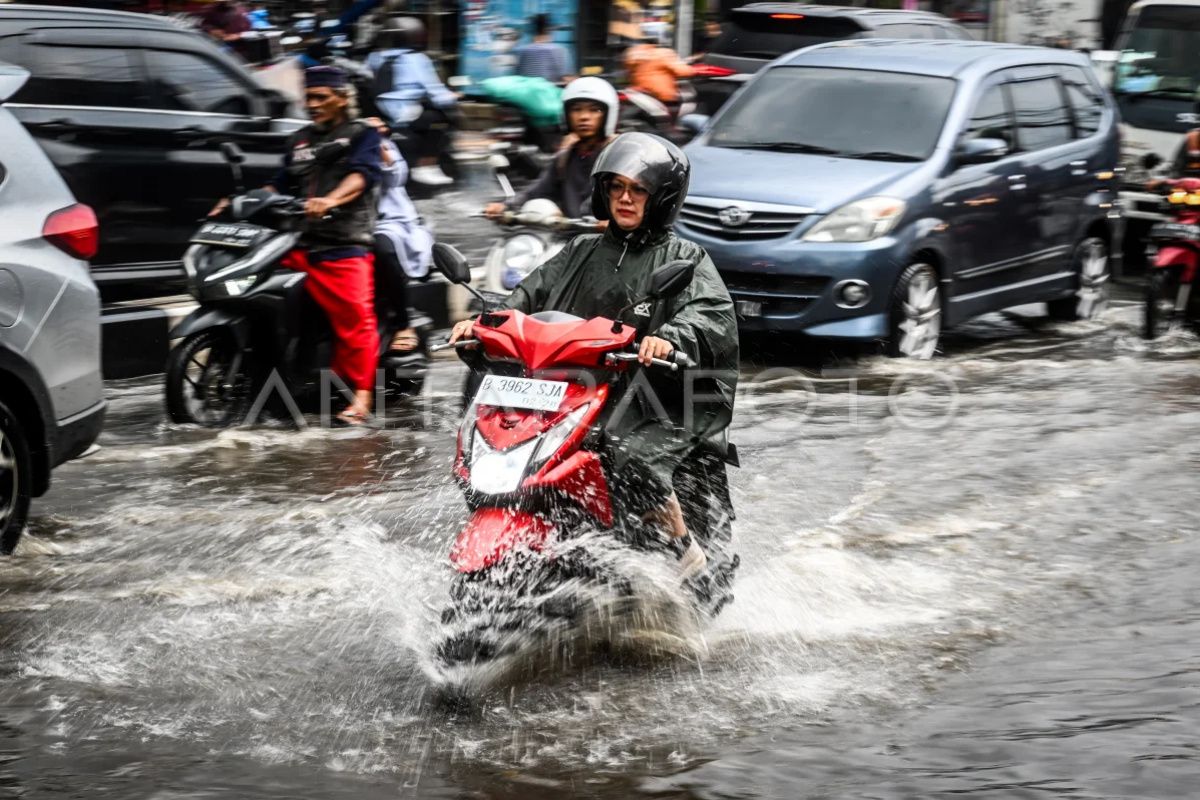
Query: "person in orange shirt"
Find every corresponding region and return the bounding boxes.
[624,38,694,109]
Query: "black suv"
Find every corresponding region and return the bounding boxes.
[694,4,971,115]
[0,5,303,300]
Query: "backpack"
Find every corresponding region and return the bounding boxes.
[371,53,403,100]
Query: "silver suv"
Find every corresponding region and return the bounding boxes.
[0,63,104,553]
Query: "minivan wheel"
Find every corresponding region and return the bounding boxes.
[887,263,942,360]
[1048,236,1109,321]
[0,400,33,555]
[166,330,255,427]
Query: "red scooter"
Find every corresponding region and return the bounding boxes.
[429,245,738,667]
[1144,177,1200,338]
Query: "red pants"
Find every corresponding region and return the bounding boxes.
[282,249,379,392]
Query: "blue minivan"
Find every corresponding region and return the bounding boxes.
[676,39,1121,357]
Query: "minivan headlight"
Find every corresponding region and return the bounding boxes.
[802,197,907,243]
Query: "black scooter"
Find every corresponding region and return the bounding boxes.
[165,142,429,427]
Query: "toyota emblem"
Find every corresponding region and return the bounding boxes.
[718,206,751,227]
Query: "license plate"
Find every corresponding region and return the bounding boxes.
[735,299,763,318]
[191,222,265,248]
[1149,222,1200,242]
[475,375,568,412]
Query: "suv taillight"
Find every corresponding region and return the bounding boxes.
[43,203,99,260]
[691,64,737,78]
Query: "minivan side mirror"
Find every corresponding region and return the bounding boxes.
[649,259,695,300]
[679,113,710,135]
[432,242,472,285]
[1141,152,1163,171]
[955,137,1009,166]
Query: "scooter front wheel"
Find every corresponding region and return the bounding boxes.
[1143,268,1183,340]
[165,329,255,426]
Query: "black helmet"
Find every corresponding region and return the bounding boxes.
[377,16,426,50]
[590,132,690,242]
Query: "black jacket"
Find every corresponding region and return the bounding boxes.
[504,228,738,485]
[274,118,383,249]
[507,138,609,218]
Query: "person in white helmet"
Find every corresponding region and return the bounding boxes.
[484,76,619,221]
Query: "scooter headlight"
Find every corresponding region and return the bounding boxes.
[224,275,258,297]
[802,197,906,243]
[501,234,545,289]
[470,435,539,495]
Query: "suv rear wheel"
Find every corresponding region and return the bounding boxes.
[0,399,32,555]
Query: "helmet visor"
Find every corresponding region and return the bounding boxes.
[591,134,680,194]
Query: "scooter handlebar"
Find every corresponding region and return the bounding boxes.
[430,339,479,353]
[604,349,693,372]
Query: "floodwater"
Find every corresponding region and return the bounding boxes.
[3,294,1200,798]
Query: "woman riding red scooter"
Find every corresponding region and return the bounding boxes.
[449,132,738,579]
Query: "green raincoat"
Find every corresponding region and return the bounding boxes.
[503,227,738,491]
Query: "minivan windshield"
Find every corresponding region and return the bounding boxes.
[707,67,957,161]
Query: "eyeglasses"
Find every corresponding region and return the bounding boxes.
[607,179,649,200]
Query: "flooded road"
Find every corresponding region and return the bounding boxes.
[2,298,1199,799]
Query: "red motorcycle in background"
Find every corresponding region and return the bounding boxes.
[428,245,738,668]
[1143,177,1200,339]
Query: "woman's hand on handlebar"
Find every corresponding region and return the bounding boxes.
[483,202,506,220]
[638,336,674,366]
[448,319,476,345]
[208,197,231,218]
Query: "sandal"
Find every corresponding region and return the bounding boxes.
[334,407,371,427]
[387,329,421,354]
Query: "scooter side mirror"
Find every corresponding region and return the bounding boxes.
[432,242,472,285]
[487,153,511,173]
[649,259,695,300]
[220,141,247,165]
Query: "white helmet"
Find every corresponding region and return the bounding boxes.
[561,76,620,138]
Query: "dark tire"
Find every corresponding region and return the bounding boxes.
[165,330,255,427]
[1049,236,1110,321]
[886,262,942,359]
[1143,268,1182,340]
[0,400,33,555]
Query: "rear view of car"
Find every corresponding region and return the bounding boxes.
[693,4,972,115]
[0,63,104,553]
